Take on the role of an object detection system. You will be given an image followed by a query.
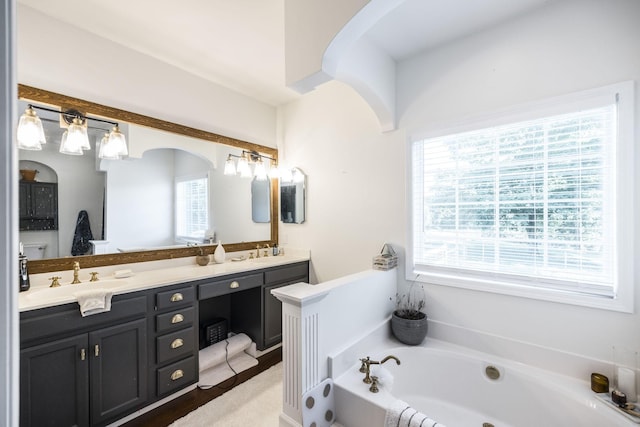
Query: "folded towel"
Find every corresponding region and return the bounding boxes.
[74,289,113,317]
[385,399,445,427]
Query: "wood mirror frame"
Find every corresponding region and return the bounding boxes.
[18,84,279,274]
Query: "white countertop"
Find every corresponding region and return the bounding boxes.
[19,249,310,312]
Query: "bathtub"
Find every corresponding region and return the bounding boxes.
[332,340,636,427]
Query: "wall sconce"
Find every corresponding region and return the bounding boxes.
[224,150,278,181]
[16,104,128,159]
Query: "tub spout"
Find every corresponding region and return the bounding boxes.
[380,355,401,365]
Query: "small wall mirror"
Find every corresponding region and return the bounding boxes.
[280,168,306,224]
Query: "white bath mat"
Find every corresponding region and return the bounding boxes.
[302,377,336,427]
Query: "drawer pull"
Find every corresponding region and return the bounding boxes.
[80,348,86,361]
[170,369,184,381]
[171,338,184,349]
[94,344,100,357]
[171,314,185,324]
[170,293,184,302]
[230,281,240,289]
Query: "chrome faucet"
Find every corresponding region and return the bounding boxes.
[71,261,81,284]
[359,355,401,384]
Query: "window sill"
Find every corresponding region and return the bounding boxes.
[409,268,633,313]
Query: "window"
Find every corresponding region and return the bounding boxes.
[175,174,209,242]
[409,82,634,311]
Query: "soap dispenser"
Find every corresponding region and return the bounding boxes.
[19,242,30,292]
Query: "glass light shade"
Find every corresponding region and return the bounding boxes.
[254,160,268,181]
[268,161,279,179]
[59,131,83,155]
[237,155,251,178]
[99,132,120,159]
[68,117,90,150]
[108,125,128,157]
[17,106,46,150]
[223,155,237,175]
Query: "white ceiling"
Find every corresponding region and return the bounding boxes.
[18,0,555,106]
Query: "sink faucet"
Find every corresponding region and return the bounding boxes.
[256,244,261,258]
[359,355,401,384]
[71,261,81,284]
[263,244,270,257]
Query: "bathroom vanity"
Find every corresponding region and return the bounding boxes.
[19,256,309,427]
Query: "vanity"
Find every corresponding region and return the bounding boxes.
[19,255,309,427]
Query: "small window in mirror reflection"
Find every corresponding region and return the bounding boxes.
[175,174,209,242]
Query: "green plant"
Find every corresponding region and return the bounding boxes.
[394,280,426,320]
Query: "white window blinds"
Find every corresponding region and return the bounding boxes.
[412,104,618,297]
[176,176,209,241]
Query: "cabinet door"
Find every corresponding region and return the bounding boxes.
[31,182,57,219]
[20,334,90,427]
[89,319,147,426]
[263,282,291,349]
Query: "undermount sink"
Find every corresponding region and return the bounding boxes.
[24,279,128,302]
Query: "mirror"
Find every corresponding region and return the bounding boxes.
[18,85,278,274]
[280,168,306,224]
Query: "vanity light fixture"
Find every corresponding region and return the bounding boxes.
[224,150,279,181]
[17,104,128,159]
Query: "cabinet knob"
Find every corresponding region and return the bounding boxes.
[171,314,185,324]
[230,281,240,289]
[171,338,184,349]
[171,369,184,381]
[170,293,184,302]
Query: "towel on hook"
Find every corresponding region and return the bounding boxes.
[74,289,113,317]
[385,399,445,427]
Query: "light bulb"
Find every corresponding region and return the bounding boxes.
[17,106,46,150]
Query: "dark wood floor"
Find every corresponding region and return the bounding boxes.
[122,347,282,427]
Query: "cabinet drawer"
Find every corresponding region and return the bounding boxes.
[21,295,147,345]
[156,286,195,310]
[198,272,263,299]
[156,307,195,333]
[264,262,309,285]
[156,327,195,364]
[157,356,197,396]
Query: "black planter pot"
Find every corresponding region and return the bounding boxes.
[391,311,428,345]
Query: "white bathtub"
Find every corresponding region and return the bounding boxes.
[332,340,636,427]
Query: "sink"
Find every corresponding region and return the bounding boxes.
[24,280,129,303]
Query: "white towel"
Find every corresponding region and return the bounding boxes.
[74,289,113,317]
[385,399,445,427]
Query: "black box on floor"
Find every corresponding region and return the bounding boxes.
[204,318,227,347]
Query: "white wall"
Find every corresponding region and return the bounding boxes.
[17,5,276,148]
[280,0,640,368]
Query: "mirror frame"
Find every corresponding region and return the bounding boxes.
[18,84,279,274]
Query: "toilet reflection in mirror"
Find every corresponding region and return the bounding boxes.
[280,167,306,224]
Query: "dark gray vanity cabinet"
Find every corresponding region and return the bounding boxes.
[20,295,148,427]
[19,181,58,231]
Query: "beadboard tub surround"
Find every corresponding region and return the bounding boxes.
[19,248,310,312]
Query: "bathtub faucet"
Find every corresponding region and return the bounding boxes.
[359,355,401,384]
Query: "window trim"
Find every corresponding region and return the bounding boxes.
[406,81,635,313]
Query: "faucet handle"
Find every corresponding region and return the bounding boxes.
[89,272,99,282]
[369,376,380,393]
[49,276,62,288]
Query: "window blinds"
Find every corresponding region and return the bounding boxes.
[412,104,617,297]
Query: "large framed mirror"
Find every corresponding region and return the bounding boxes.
[18,85,278,274]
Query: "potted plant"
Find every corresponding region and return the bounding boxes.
[391,281,428,345]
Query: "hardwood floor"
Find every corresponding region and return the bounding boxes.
[122,347,282,427]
